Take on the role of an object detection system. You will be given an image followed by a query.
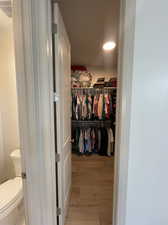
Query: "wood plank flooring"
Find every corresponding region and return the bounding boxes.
[65,154,114,225]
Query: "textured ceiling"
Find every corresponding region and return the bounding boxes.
[59,0,120,69]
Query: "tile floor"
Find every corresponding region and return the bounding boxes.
[65,154,114,225]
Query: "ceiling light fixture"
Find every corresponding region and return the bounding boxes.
[103,41,116,51]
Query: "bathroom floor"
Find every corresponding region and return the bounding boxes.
[65,154,114,225]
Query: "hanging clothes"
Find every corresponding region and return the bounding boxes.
[105,94,110,119]
[72,127,114,156]
[84,128,92,153]
[81,95,87,120]
[72,95,77,120]
[72,91,115,121]
[93,94,99,118]
[98,94,103,119]
[91,128,96,152]
[94,128,99,153]
[97,128,101,153]
[87,94,93,120]
[79,129,84,154]
[107,128,114,156]
[76,95,82,120]
[99,128,108,156]
[109,94,113,119]
[71,89,116,156]
[102,94,106,120]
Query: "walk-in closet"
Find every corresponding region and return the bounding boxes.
[54,1,120,225]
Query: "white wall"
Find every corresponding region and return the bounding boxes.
[117,0,168,224]
[0,9,20,182]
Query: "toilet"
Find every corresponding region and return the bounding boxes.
[0,149,24,225]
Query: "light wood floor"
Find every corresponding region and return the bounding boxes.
[65,154,114,225]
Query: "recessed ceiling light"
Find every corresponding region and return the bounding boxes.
[103,41,116,51]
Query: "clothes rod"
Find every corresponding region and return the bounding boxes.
[72,87,117,90]
[72,87,117,94]
[72,120,113,128]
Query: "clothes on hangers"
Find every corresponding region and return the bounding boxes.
[82,95,87,120]
[79,129,84,154]
[75,95,82,120]
[72,127,114,156]
[104,94,110,119]
[84,128,92,153]
[107,128,114,156]
[97,129,101,152]
[72,92,115,120]
[87,94,93,119]
[93,94,99,118]
[99,128,108,156]
[98,94,103,119]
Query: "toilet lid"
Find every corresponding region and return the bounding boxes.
[0,177,22,214]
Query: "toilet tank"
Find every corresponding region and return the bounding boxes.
[10,149,21,177]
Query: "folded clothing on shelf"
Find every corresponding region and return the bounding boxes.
[105,78,117,87]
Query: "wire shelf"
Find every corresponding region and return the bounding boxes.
[72,87,116,95]
[72,120,113,128]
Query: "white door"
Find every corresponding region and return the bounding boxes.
[53,3,72,225]
[14,0,58,225]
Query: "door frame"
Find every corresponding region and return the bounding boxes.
[13,0,57,225]
[12,0,136,224]
[113,0,136,225]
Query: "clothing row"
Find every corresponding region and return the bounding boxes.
[72,93,116,121]
[72,127,114,156]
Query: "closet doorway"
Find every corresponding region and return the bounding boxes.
[52,1,120,225]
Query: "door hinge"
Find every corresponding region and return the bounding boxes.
[21,172,27,179]
[52,23,57,34]
[55,153,60,162]
[54,92,59,102]
[57,207,61,216]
